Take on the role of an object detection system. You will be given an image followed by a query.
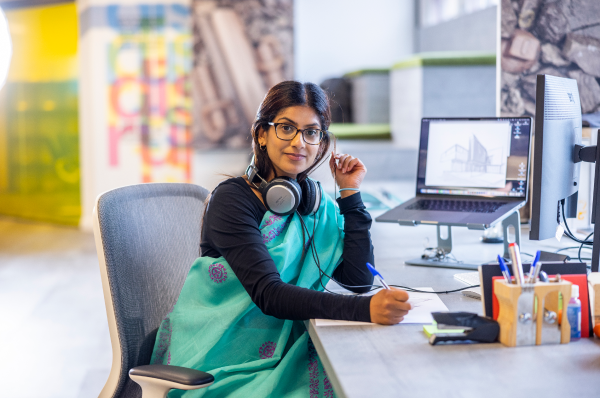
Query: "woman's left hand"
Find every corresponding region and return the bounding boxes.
[329,151,367,197]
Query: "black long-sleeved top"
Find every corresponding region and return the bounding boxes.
[200,177,374,322]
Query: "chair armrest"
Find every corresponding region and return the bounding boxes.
[130,364,214,386]
[129,365,214,398]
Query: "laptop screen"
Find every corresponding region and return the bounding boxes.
[416,117,532,199]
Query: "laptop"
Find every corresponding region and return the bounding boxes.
[376,117,532,229]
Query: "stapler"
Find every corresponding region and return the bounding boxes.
[429,312,499,345]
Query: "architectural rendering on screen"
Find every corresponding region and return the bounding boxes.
[425,121,511,188]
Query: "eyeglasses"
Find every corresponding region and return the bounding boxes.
[268,122,325,145]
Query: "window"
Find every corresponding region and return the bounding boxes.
[419,0,498,27]
[0,7,11,89]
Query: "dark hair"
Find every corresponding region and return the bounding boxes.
[251,81,332,183]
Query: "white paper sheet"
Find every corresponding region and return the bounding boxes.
[314,287,449,326]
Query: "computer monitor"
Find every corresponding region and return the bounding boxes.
[529,75,582,242]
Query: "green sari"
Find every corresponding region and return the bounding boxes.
[150,188,345,397]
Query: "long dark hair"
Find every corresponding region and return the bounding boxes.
[251,81,332,183]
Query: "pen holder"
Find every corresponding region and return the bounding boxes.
[494,280,572,347]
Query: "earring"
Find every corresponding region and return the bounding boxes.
[260,144,267,151]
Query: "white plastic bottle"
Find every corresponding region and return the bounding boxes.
[567,285,581,340]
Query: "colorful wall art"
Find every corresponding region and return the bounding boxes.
[79,1,192,229]
[105,4,192,183]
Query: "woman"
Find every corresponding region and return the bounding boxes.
[151,81,411,397]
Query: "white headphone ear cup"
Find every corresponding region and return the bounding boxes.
[262,178,301,216]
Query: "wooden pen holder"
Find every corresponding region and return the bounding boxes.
[494,280,572,347]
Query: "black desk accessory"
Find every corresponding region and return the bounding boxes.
[429,312,499,345]
[538,250,570,263]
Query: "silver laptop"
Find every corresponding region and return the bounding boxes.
[376,117,532,229]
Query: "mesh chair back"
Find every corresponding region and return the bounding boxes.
[95,183,209,398]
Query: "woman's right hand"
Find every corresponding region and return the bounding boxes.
[370,288,411,325]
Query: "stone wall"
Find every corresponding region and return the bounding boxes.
[191,0,293,149]
[500,0,600,117]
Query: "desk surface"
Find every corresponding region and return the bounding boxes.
[307,221,600,398]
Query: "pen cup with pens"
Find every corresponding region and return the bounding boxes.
[495,245,573,347]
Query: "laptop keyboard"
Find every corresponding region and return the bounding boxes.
[406,199,507,213]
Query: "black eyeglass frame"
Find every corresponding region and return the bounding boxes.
[267,122,326,145]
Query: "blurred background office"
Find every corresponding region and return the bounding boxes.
[1,0,600,396]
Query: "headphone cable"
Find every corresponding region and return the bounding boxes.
[560,200,593,245]
[295,211,478,295]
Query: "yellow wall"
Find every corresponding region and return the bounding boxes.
[7,3,78,81]
[0,3,80,225]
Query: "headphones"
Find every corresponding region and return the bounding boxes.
[245,157,321,217]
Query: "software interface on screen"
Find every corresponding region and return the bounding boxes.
[417,118,531,198]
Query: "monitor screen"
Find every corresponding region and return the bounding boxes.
[416,117,532,198]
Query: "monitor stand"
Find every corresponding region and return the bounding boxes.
[405,210,521,270]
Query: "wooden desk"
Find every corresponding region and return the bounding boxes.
[307,222,600,397]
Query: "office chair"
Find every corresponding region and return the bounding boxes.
[93,183,215,398]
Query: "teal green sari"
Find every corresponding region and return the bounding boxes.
[151,189,345,397]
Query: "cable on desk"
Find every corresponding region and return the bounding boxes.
[388,285,480,294]
[558,201,594,266]
[553,245,592,262]
[560,201,594,245]
[555,246,591,253]
[578,231,594,264]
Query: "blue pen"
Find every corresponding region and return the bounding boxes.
[497,255,512,284]
[366,262,390,290]
[528,250,541,284]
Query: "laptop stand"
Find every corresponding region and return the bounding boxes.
[405,210,521,270]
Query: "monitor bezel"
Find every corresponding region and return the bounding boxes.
[529,74,582,241]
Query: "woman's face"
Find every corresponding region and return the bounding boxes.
[258,105,321,180]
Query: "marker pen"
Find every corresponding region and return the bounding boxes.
[528,250,541,284]
[508,243,525,285]
[497,255,512,283]
[366,262,390,290]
